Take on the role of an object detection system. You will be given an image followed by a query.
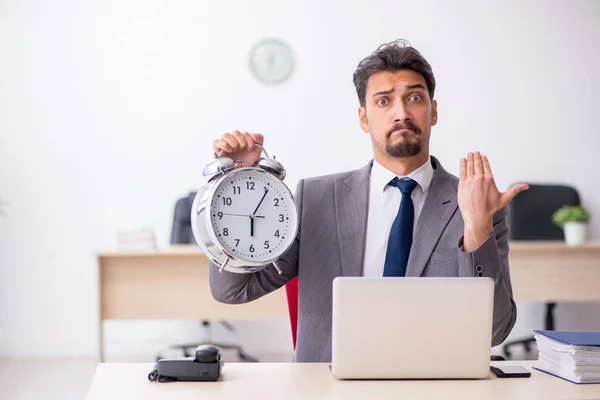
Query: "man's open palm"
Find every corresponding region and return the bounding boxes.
[458,152,529,226]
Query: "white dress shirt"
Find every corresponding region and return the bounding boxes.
[362,158,435,277]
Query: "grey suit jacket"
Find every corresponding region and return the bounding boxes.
[209,155,517,362]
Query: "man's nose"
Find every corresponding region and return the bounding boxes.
[392,102,410,122]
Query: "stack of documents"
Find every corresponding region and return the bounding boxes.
[534,330,600,384]
[117,227,158,251]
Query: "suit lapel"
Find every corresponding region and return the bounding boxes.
[406,156,459,277]
[335,161,371,277]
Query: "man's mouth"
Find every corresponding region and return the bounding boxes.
[390,128,416,136]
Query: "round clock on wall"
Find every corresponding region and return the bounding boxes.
[249,38,295,85]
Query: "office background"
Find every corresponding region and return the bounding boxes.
[1,0,599,365]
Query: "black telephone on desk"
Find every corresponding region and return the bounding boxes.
[148,344,223,382]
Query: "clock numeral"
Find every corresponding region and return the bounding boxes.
[264,240,270,249]
[234,239,240,247]
[217,212,223,220]
[233,186,241,195]
[223,228,229,236]
[274,230,280,238]
[246,181,255,190]
[274,198,280,207]
[223,197,232,206]
[249,244,255,253]
[279,214,284,222]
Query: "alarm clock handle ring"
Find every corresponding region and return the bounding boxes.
[254,143,270,159]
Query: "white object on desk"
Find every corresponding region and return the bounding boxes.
[116,227,157,251]
[564,221,587,247]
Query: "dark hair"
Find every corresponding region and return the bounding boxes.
[353,39,436,108]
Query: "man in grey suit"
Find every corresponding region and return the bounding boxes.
[209,39,529,362]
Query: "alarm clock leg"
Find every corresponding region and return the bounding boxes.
[218,257,230,273]
[272,261,283,274]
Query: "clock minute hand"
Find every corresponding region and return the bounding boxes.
[252,189,269,217]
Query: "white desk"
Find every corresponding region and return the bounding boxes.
[86,361,600,400]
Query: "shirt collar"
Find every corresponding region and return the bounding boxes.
[371,157,435,193]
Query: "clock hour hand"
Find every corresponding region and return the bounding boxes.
[250,188,269,237]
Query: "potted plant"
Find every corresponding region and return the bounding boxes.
[552,205,591,246]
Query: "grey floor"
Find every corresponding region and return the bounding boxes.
[0,358,98,400]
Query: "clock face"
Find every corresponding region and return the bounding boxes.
[249,38,295,85]
[209,169,297,263]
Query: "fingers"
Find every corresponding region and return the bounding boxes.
[213,131,263,157]
[459,157,467,179]
[221,132,240,153]
[464,152,489,177]
[251,133,264,145]
[231,131,250,151]
[466,152,475,176]
[242,132,254,150]
[213,138,232,154]
[482,155,493,176]
[500,183,530,207]
[473,151,484,175]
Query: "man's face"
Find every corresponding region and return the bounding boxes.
[359,69,438,159]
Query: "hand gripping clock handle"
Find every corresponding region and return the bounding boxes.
[214,143,270,160]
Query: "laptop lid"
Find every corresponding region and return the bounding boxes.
[331,277,494,379]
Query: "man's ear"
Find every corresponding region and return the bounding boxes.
[358,106,369,133]
[431,99,438,126]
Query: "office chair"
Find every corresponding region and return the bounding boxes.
[502,183,580,359]
[157,191,258,362]
[285,277,299,350]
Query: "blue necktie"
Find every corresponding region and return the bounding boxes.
[383,178,418,277]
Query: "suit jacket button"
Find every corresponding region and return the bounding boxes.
[476,265,483,272]
[477,271,484,277]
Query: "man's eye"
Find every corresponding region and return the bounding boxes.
[376,98,389,106]
[409,94,422,102]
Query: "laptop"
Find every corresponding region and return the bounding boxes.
[331,277,494,380]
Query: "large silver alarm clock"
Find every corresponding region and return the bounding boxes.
[191,144,298,274]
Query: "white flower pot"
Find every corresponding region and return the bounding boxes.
[564,222,587,247]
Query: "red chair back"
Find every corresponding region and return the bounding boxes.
[284,277,299,349]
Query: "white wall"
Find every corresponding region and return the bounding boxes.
[1,0,599,358]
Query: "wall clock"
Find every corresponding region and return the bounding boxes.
[249,38,295,85]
